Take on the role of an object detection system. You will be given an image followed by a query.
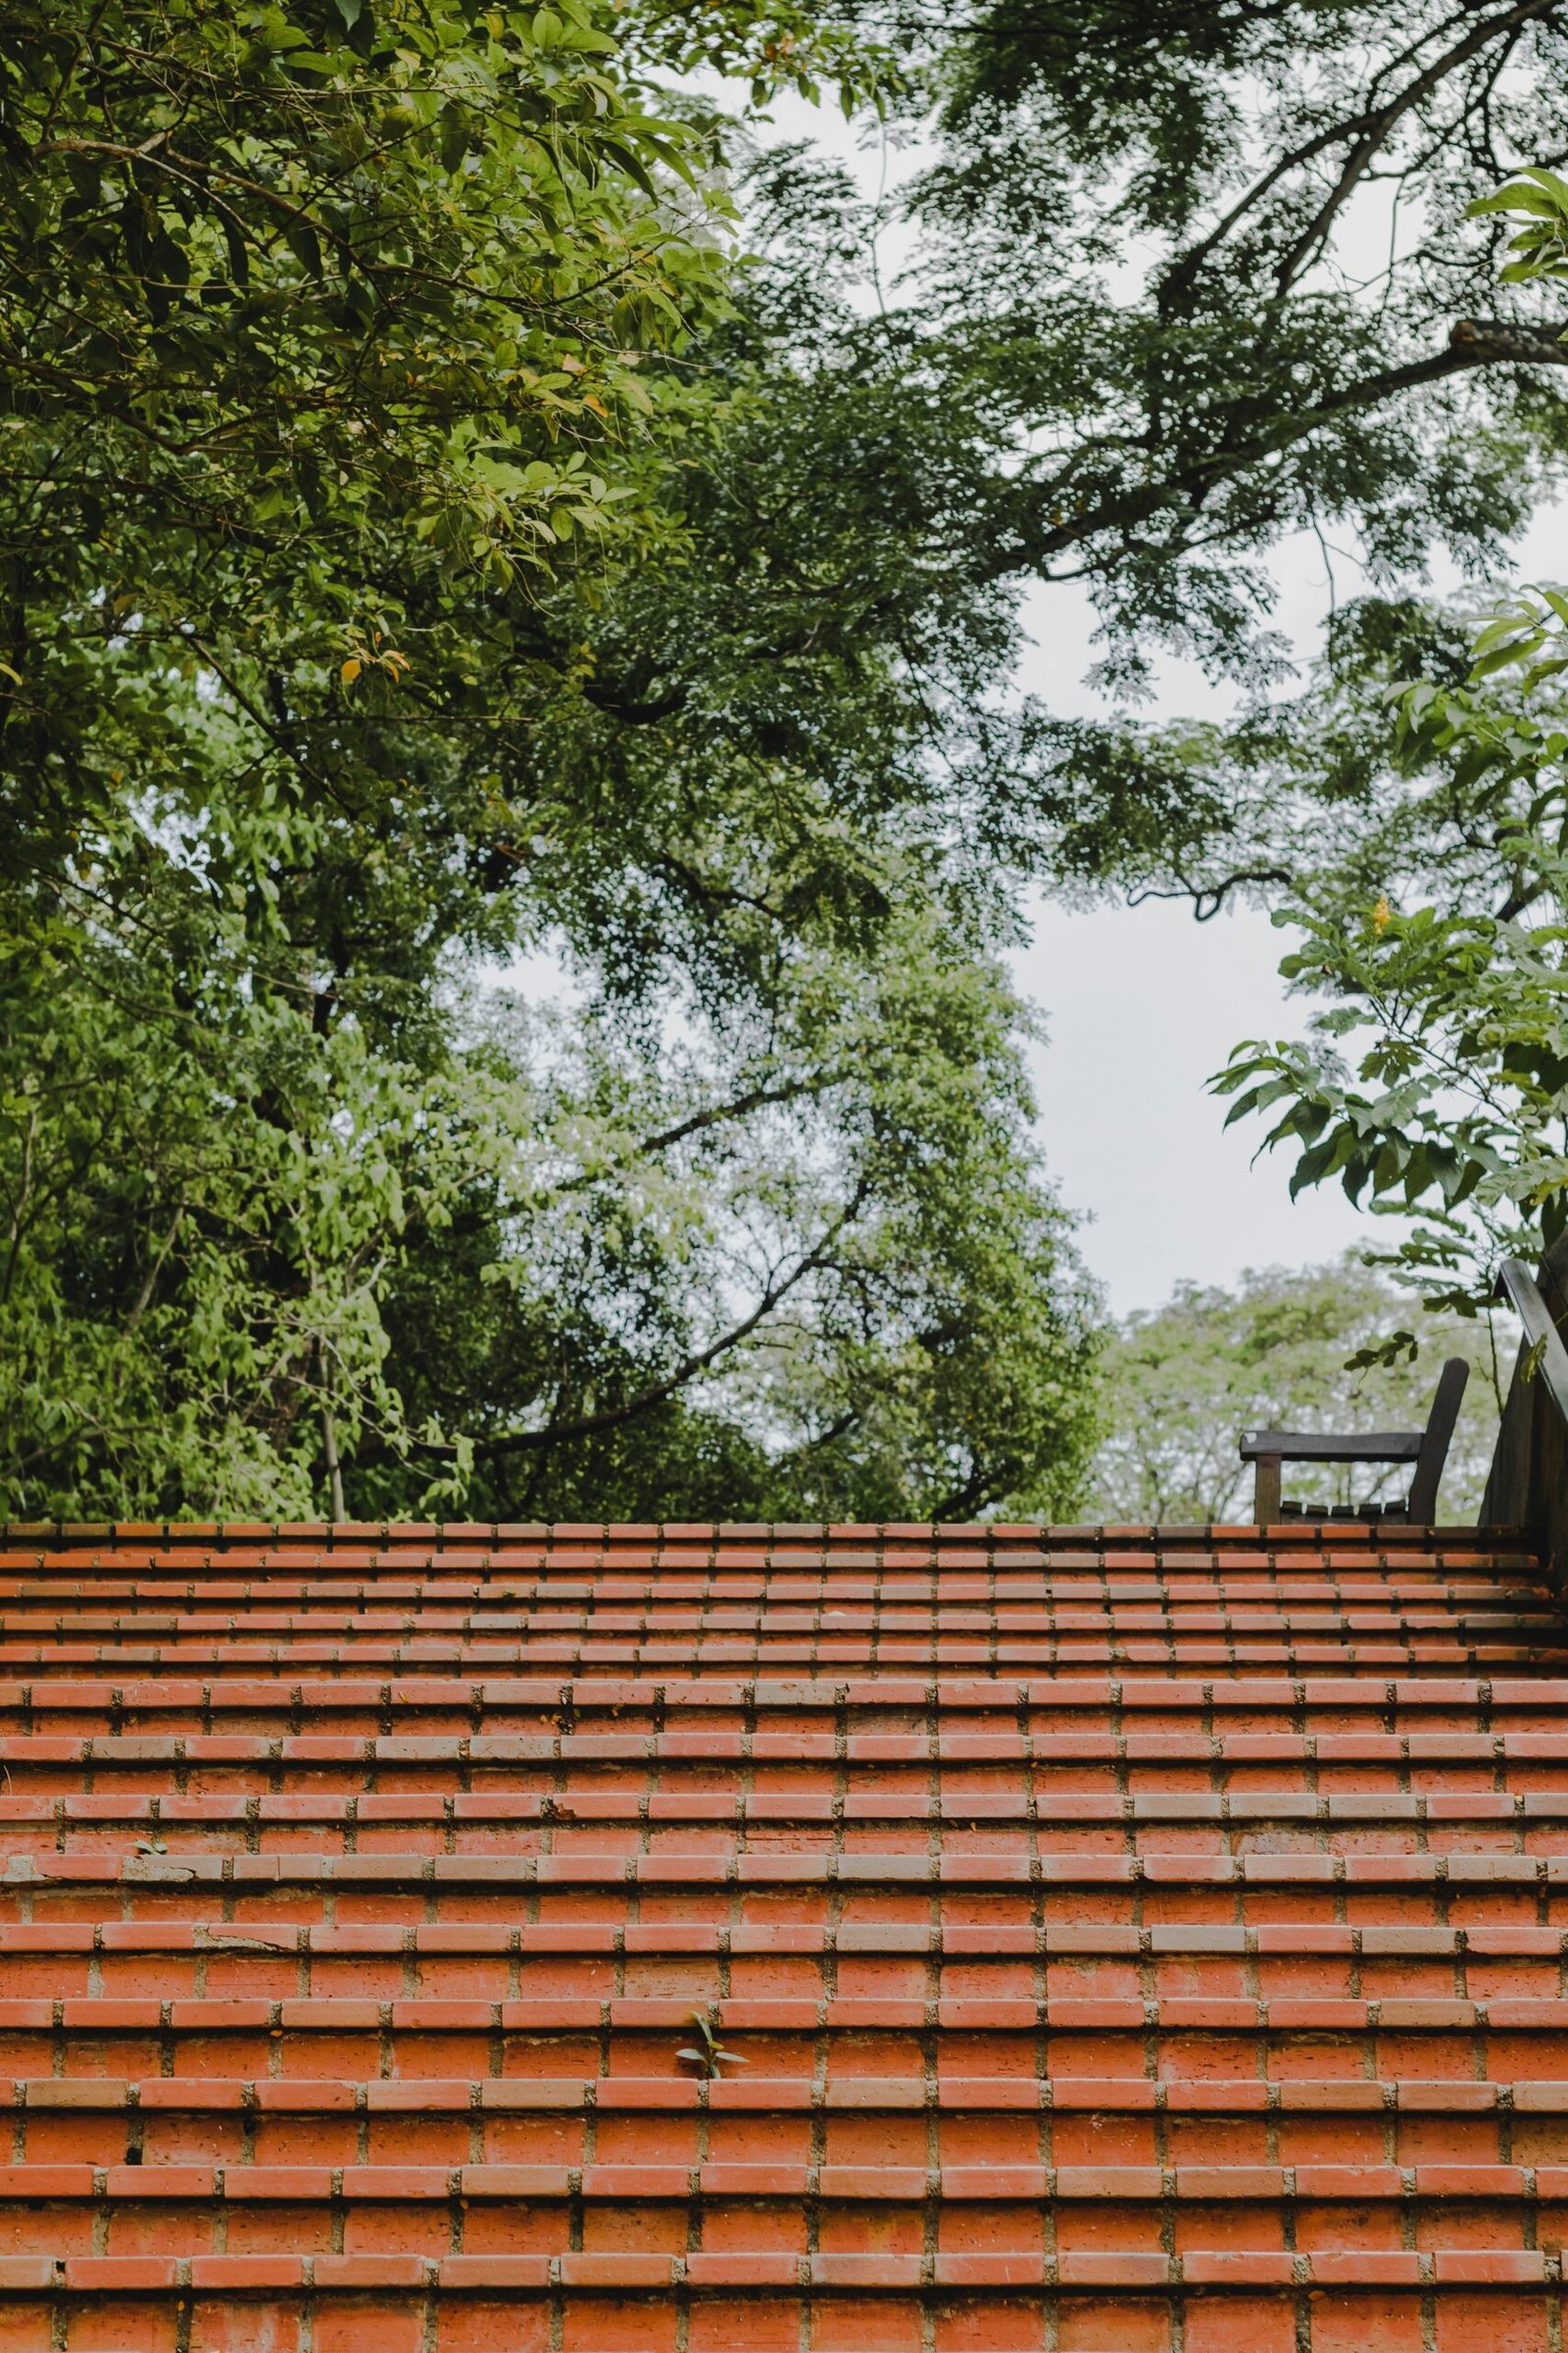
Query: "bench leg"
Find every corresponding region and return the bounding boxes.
[1253,1455,1282,1525]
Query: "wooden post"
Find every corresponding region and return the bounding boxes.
[1405,1357,1469,1523]
[317,1338,346,1526]
[322,1401,345,1527]
[1253,1454,1282,1526]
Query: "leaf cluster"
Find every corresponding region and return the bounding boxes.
[0,1,1093,1525]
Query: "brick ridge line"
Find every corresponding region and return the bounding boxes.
[3,1918,1560,1953]
[5,2072,1547,2110]
[11,1524,1005,1544]
[5,1849,1561,1886]
[0,2249,1558,2292]
[11,1992,1563,2029]
[9,2156,1568,2199]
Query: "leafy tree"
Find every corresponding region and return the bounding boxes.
[26,1,1568,1521]
[0,0,890,887]
[1210,625,1568,1312]
[0,0,1101,1524]
[366,915,1101,1525]
[1089,1258,1498,1525]
[0,0,732,884]
[6,861,1099,1521]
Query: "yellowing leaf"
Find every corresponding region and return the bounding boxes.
[340,658,362,684]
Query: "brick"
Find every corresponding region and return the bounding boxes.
[1435,2298,1551,2353]
[314,2305,426,2353]
[433,2304,552,2353]
[62,2259,178,2288]
[1307,2295,1424,2353]
[1182,2299,1296,2353]
[0,2310,51,2353]
[314,2259,429,2289]
[437,2260,553,2288]
[557,2255,674,2287]
[1055,2256,1170,2286]
[64,2304,181,2353]
[188,2257,306,2287]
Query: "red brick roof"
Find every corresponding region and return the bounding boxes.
[0,1517,1560,2350]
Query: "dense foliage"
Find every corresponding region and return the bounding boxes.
[1088,1259,1498,1525]
[1210,602,1568,1311]
[14,2,1568,1520]
[836,1,1568,901]
[0,0,1099,1524]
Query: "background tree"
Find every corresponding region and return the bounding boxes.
[727,1,1568,905]
[1210,613,1568,1312]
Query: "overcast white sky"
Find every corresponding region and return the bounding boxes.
[744,89,1566,1316]
[1017,892,1371,1316]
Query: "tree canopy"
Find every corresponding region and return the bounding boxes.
[1197,172,1568,1312]
[0,0,1099,1524]
[869,7,1568,641]
[778,0,1568,898]
[12,2,1568,1520]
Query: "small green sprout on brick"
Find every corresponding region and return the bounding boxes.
[677,2010,748,2081]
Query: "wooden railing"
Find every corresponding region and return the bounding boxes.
[1481,1233,1568,1570]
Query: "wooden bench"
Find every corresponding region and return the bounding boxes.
[1240,1357,1470,1524]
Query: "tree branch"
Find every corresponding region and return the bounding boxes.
[122,1200,184,1338]
[985,315,1568,583]
[1272,0,1557,296]
[1154,0,1559,312]
[419,1189,868,1461]
[635,1075,840,1158]
[1125,866,1298,920]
